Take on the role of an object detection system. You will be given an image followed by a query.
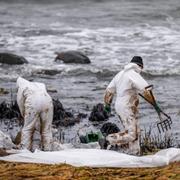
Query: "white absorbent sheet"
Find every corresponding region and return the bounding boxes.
[0,148,180,168]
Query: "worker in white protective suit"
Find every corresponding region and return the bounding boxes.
[103,56,156,155]
[16,77,53,151]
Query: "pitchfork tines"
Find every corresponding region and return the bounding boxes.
[157,113,172,133]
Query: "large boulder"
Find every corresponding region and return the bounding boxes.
[0,53,28,65]
[55,51,91,64]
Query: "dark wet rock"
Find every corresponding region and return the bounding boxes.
[47,88,58,93]
[52,99,87,127]
[0,99,86,127]
[99,122,120,149]
[53,99,72,119]
[0,53,28,65]
[76,113,87,119]
[36,69,61,76]
[55,51,91,64]
[57,118,79,127]
[100,122,120,137]
[89,103,109,122]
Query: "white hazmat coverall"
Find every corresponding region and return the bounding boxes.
[104,63,149,155]
[16,77,53,151]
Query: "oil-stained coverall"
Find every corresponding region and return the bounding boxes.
[104,62,153,155]
[16,77,53,151]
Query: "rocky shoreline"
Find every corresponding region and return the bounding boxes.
[0,99,110,128]
[0,98,178,155]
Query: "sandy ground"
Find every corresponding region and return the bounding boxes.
[0,160,179,180]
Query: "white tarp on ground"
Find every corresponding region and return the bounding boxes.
[0,148,180,168]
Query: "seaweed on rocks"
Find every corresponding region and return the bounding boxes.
[0,99,87,128]
[100,122,120,137]
[0,101,21,120]
[52,99,87,127]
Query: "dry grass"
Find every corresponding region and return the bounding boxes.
[0,161,179,180]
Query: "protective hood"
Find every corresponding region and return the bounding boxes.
[124,63,142,74]
[16,77,46,93]
[16,77,31,90]
[16,77,49,117]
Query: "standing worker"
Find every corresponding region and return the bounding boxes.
[16,77,53,151]
[104,56,156,155]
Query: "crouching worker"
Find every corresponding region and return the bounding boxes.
[16,77,53,151]
[103,56,156,155]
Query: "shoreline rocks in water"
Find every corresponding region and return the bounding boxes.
[0,53,28,65]
[100,122,120,137]
[89,103,109,122]
[0,100,178,154]
[0,99,87,128]
[0,99,111,128]
[55,51,91,64]
[0,101,21,120]
[53,99,87,127]
[0,99,109,128]
[0,88,9,95]
[35,69,62,76]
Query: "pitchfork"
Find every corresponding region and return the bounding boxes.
[139,89,172,133]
